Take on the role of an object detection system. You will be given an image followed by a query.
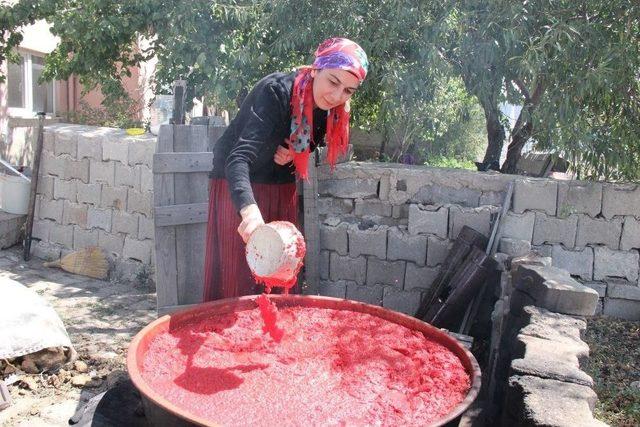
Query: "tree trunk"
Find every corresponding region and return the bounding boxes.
[501,116,532,173]
[480,99,505,168]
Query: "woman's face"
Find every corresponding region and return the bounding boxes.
[311,68,360,111]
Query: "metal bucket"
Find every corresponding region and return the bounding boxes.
[127,295,481,427]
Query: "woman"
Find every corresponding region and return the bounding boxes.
[203,37,369,301]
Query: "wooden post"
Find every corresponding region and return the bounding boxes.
[23,112,46,261]
[172,79,187,125]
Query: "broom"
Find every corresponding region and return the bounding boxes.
[43,247,109,280]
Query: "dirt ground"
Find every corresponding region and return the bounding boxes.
[0,246,156,427]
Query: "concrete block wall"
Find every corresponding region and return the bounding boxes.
[32,124,156,283]
[312,162,640,320]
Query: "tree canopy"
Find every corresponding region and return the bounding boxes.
[2,0,639,179]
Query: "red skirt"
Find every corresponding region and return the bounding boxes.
[202,179,298,301]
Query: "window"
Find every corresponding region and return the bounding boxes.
[7,52,55,115]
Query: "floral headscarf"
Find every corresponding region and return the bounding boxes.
[289,38,368,179]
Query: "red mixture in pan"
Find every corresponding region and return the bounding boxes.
[141,304,470,426]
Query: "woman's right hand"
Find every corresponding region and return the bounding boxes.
[238,204,265,243]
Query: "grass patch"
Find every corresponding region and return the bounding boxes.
[583,316,640,426]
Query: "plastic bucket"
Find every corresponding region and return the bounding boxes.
[245,221,305,284]
[0,174,30,215]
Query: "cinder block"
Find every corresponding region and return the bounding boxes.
[123,236,153,263]
[112,211,139,235]
[449,205,495,238]
[77,183,102,205]
[49,223,73,247]
[480,190,505,206]
[575,216,622,249]
[102,140,129,164]
[138,215,154,240]
[329,253,366,285]
[32,219,52,241]
[128,140,155,167]
[319,250,330,280]
[115,163,140,189]
[127,190,153,217]
[36,175,54,199]
[581,281,607,298]
[427,236,451,267]
[513,178,557,215]
[100,186,127,210]
[317,197,353,215]
[62,201,88,227]
[98,230,124,257]
[31,240,62,261]
[65,158,90,183]
[73,226,98,249]
[354,199,392,217]
[602,183,640,219]
[348,223,387,259]
[42,130,55,152]
[532,213,578,248]
[318,280,348,298]
[551,245,593,280]
[387,227,427,265]
[607,281,640,301]
[54,130,77,157]
[345,282,384,306]
[620,217,640,251]
[404,263,440,291]
[318,178,379,199]
[90,161,115,186]
[557,181,602,217]
[407,204,448,238]
[138,165,152,192]
[53,178,77,202]
[392,204,409,220]
[511,265,599,316]
[38,198,64,222]
[410,184,481,207]
[319,220,348,255]
[603,298,640,321]
[378,175,391,201]
[41,151,66,177]
[87,207,112,232]
[366,258,405,287]
[77,133,103,160]
[501,211,535,241]
[593,246,639,283]
[499,238,532,257]
[382,287,422,316]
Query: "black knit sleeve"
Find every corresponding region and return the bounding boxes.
[224,82,287,211]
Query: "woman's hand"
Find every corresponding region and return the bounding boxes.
[238,204,265,243]
[274,144,294,165]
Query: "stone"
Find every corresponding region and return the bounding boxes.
[89,160,115,186]
[427,236,452,267]
[31,241,62,261]
[100,186,127,210]
[480,190,505,206]
[449,205,495,238]
[620,216,640,251]
[138,165,153,192]
[511,265,599,316]
[382,287,422,315]
[392,204,409,220]
[77,134,103,160]
[71,374,91,387]
[354,199,392,217]
[49,224,73,247]
[532,213,578,248]
[43,129,55,151]
[36,175,54,199]
[409,184,481,208]
[512,178,558,215]
[603,298,640,321]
[73,227,99,249]
[73,360,88,373]
[102,140,129,164]
[128,139,155,166]
[41,151,66,178]
[87,207,112,232]
[65,158,90,183]
[607,281,640,300]
[319,221,348,255]
[345,283,384,305]
[556,181,603,218]
[318,178,379,198]
[407,204,448,238]
[54,130,78,157]
[38,198,64,222]
[499,238,532,257]
[575,216,622,249]
[138,216,154,240]
[127,190,153,217]
[111,211,138,235]
[500,211,535,242]
[317,197,354,215]
[98,231,124,257]
[602,183,640,219]
[366,258,405,287]
[53,178,77,202]
[123,236,153,264]
[318,280,348,298]
[404,263,440,291]
[510,357,593,387]
[580,281,607,298]
[24,347,69,371]
[593,246,639,282]
[115,163,140,189]
[387,227,427,265]
[519,306,588,346]
[62,201,88,227]
[329,253,366,285]
[31,219,52,241]
[77,183,102,205]
[348,223,387,259]
[319,251,330,280]
[550,245,594,280]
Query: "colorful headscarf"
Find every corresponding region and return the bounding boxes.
[289,37,368,179]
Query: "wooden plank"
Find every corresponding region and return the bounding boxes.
[153,152,214,173]
[154,203,209,226]
[153,124,179,310]
[207,124,227,151]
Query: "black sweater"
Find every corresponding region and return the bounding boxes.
[211,71,327,211]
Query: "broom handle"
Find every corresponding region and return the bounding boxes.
[43,260,62,268]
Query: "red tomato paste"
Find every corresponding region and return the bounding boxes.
[141,304,471,426]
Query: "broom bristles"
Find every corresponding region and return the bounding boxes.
[58,247,109,279]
